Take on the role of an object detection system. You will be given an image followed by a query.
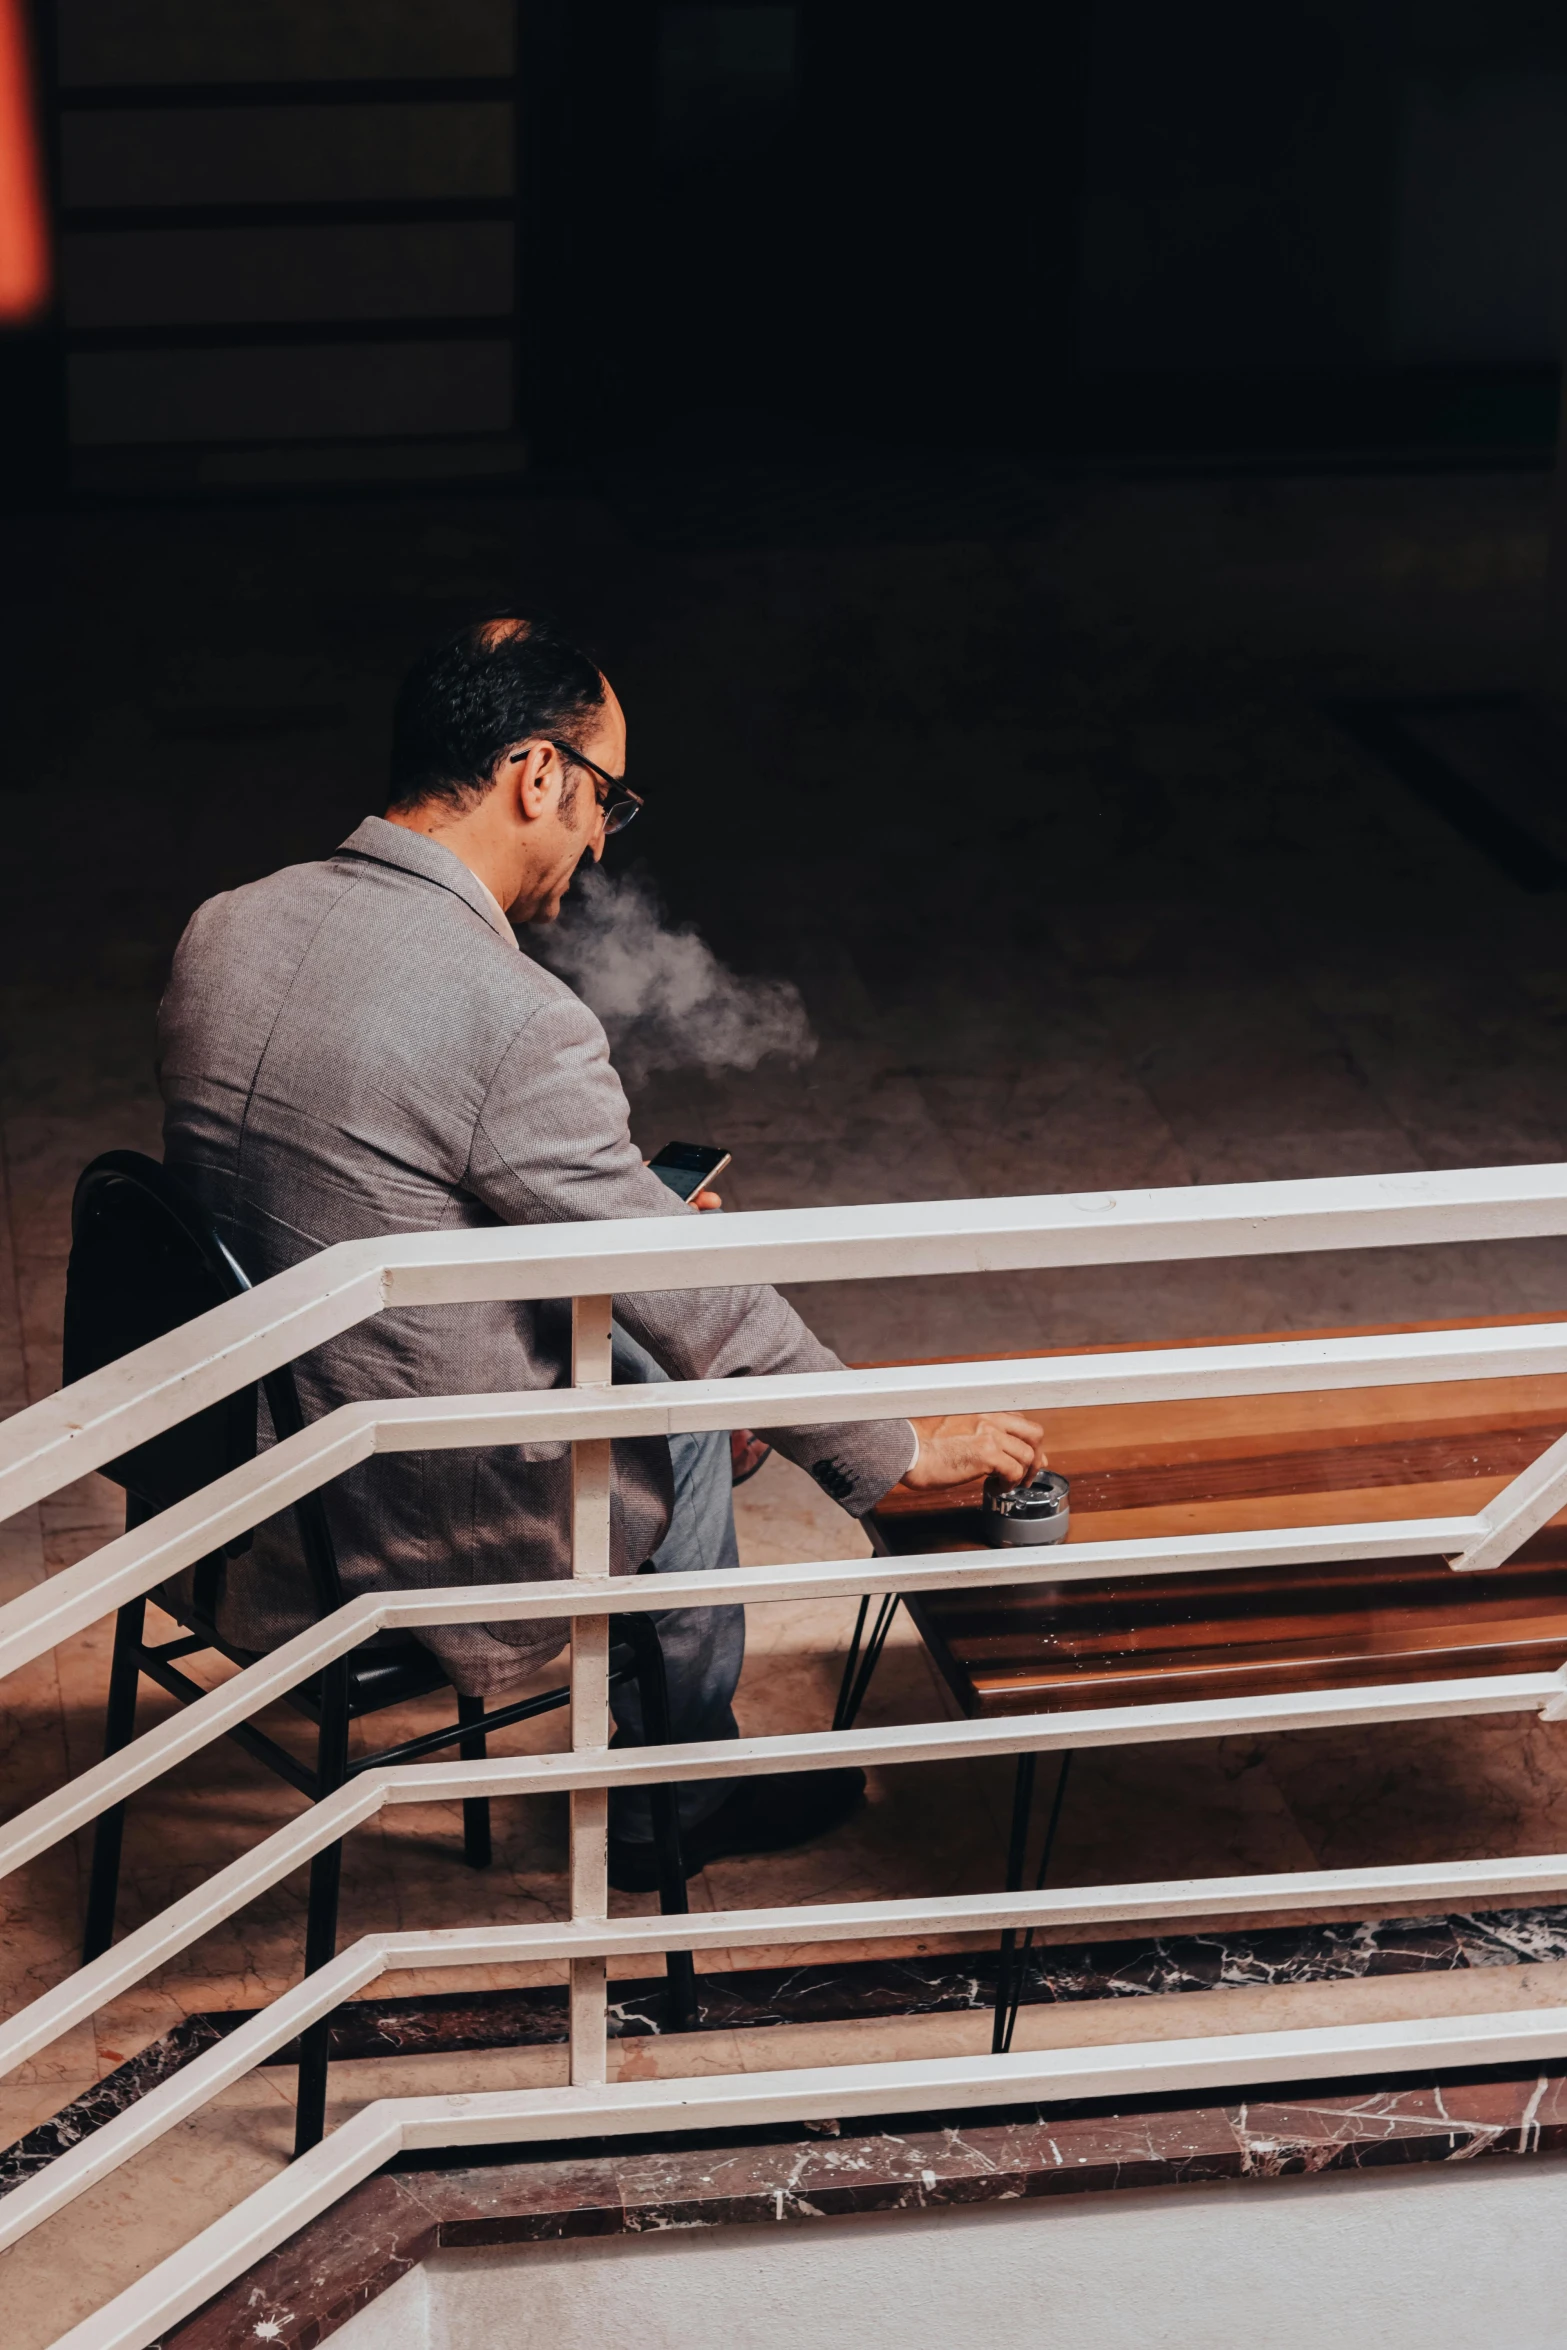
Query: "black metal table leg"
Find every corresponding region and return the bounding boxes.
[992,1750,1074,2057]
[833,1595,873,1728]
[991,1752,1037,2054]
[833,1515,899,1732]
[833,1593,901,1731]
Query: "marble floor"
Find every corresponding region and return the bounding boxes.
[6,462,1567,2338]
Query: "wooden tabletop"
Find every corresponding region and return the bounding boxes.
[864,1314,1567,1720]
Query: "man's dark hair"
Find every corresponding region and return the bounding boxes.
[387,614,606,813]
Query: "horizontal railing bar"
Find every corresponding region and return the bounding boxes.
[58,2001,1567,2350]
[4,1666,1562,2087]
[7,1164,1567,1519]
[4,1313,1558,1670]
[341,1323,1567,1446]
[393,2002,1567,2143]
[384,1671,1565,1802]
[370,1846,1567,1961]
[19,1842,1567,2257]
[399,1519,1485,1609]
[0,1518,1482,1879]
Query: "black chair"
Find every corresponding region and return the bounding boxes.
[63,1151,696,2154]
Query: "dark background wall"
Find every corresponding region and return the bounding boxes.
[0,0,1564,501]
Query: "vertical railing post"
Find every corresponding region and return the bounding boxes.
[568,1294,614,2086]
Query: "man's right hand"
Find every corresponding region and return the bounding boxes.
[904,1413,1048,1492]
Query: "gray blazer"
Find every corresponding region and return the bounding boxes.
[156,817,916,1693]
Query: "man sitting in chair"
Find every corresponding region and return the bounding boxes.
[156,615,1047,1888]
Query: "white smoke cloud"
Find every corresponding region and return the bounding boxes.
[532,865,816,1083]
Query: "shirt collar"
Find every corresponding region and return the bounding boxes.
[470,870,520,949]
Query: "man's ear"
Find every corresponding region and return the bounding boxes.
[507,741,560,823]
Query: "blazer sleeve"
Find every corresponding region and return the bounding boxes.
[465,986,917,1514]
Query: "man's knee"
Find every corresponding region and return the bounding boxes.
[657,1425,739,1577]
[614,1325,739,1577]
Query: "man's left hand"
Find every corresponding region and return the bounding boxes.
[904,1413,1048,1491]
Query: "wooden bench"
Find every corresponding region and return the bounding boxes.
[854,1313,1567,2047]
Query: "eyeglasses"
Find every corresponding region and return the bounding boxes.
[511,737,643,835]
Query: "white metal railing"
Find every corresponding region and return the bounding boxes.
[5,1169,1567,2347]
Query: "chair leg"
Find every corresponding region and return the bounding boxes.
[82,1598,146,1965]
[293,1658,350,2159]
[615,1614,699,2035]
[456,1692,492,1869]
[647,1781,698,2033]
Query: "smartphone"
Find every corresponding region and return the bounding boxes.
[648,1141,732,1202]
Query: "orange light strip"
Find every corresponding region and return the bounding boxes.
[0,0,49,320]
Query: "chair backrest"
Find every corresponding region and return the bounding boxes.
[63,1151,343,1613]
[64,1151,258,1531]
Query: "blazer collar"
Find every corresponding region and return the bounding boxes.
[338,816,516,943]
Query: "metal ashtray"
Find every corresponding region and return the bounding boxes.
[981,1468,1070,1548]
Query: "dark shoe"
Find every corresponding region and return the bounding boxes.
[607,1766,866,1893]
[730,1429,773,1486]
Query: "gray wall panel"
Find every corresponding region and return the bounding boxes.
[69,340,514,442]
[63,225,514,326]
[1384,72,1567,365]
[56,0,514,85]
[62,106,513,208]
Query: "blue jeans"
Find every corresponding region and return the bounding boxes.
[608,1328,744,1843]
